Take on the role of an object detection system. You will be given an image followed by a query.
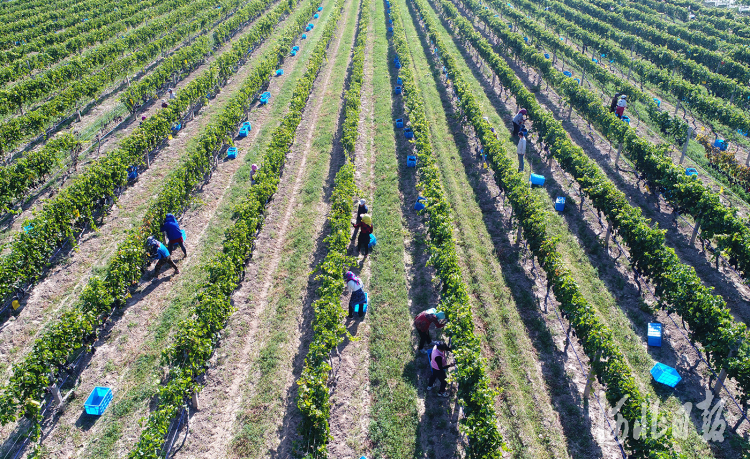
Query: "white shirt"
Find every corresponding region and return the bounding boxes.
[347,280,362,292]
[517,137,527,155]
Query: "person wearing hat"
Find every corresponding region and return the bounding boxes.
[160,213,186,257]
[517,131,527,172]
[428,342,455,397]
[352,213,373,257]
[140,115,146,127]
[512,108,527,137]
[615,95,627,118]
[609,92,621,113]
[413,308,447,353]
[168,88,176,100]
[352,198,369,241]
[146,236,179,277]
[344,271,367,318]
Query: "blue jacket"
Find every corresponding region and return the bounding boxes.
[151,242,170,260]
[160,214,182,241]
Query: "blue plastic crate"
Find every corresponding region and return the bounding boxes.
[648,322,662,347]
[651,363,681,388]
[276,69,284,76]
[242,121,252,130]
[301,33,307,39]
[685,167,698,178]
[394,85,402,95]
[227,147,237,159]
[397,77,402,85]
[318,6,323,10]
[555,196,565,212]
[395,118,404,128]
[85,387,113,415]
[563,70,572,77]
[621,116,630,125]
[404,127,414,139]
[530,173,545,186]
[290,50,297,56]
[414,196,426,211]
[406,155,417,167]
[259,91,271,105]
[314,13,319,18]
[293,46,299,51]
[368,234,377,249]
[544,53,550,59]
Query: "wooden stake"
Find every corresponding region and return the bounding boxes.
[191,390,200,410]
[583,350,602,400]
[604,222,613,249]
[679,127,692,164]
[690,221,701,246]
[614,143,623,166]
[713,368,727,396]
[51,384,63,405]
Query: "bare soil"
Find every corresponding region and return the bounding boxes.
[0,10,307,456]
[167,2,356,456]
[0,6,293,385]
[455,7,748,455]
[327,6,375,459]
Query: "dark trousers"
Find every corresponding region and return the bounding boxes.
[512,122,521,137]
[168,239,187,256]
[357,233,370,256]
[428,368,447,392]
[417,329,431,350]
[348,289,367,317]
[155,257,179,275]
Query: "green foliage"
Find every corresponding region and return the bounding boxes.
[435,0,683,456]
[129,0,344,455]
[0,0,307,442]
[473,0,750,405]
[462,0,750,414]
[0,133,79,213]
[0,0,244,153]
[296,0,366,455]
[390,1,506,456]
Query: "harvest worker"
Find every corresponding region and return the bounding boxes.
[512,108,527,137]
[351,199,369,241]
[344,271,367,319]
[352,214,373,257]
[168,88,176,99]
[609,92,621,113]
[615,95,627,118]
[427,343,455,397]
[161,213,187,257]
[517,131,527,172]
[413,308,447,353]
[146,236,179,277]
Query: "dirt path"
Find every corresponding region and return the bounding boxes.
[168,1,356,456]
[512,10,750,315]
[510,31,750,325]
[25,45,307,458]
[327,5,374,457]
[452,6,747,455]
[390,2,471,456]
[0,6,298,384]
[0,0,280,242]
